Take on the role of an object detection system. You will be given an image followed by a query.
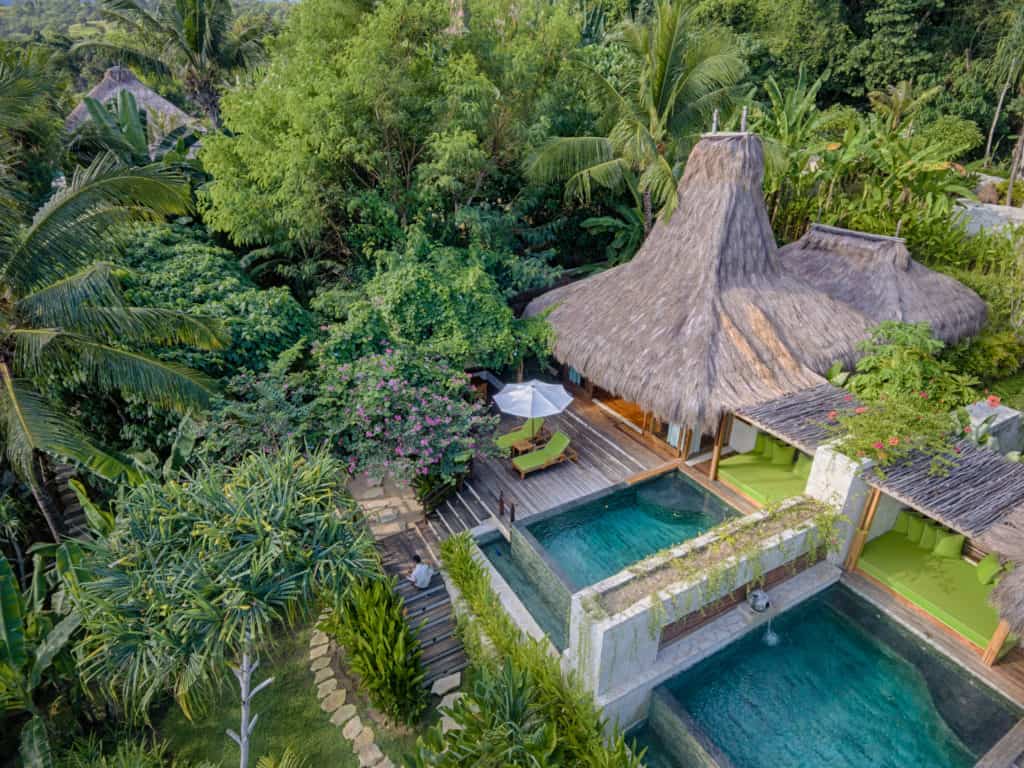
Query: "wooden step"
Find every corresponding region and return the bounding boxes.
[396,581,445,605]
[423,651,469,687]
[410,602,453,631]
[420,635,463,666]
[416,619,456,647]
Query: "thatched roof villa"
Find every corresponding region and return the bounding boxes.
[778,224,987,344]
[526,132,985,441]
[65,66,195,134]
[526,133,875,436]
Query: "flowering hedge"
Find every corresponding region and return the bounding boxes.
[308,347,498,481]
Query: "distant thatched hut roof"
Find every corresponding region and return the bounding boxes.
[778,224,987,344]
[65,66,194,133]
[525,133,873,433]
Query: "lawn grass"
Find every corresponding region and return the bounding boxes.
[156,625,429,766]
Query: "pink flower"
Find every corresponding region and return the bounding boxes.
[319,324,329,331]
[844,394,853,402]
[854,406,868,415]
[872,441,884,451]
[887,436,899,447]
[954,446,962,454]
[919,391,929,399]
[988,394,1002,408]
[827,410,837,422]
[964,425,972,434]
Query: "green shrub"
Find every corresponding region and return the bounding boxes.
[436,533,643,768]
[411,660,558,767]
[947,327,1024,383]
[326,575,428,725]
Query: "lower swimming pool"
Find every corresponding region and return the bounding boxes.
[523,471,740,590]
[641,584,1020,768]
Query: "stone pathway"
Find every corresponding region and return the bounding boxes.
[349,473,423,540]
[308,618,394,768]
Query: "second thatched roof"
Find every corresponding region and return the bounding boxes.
[526,133,873,433]
[66,66,195,133]
[778,224,987,344]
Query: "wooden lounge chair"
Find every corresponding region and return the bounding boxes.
[495,418,546,453]
[512,431,577,479]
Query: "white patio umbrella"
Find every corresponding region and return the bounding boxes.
[493,380,574,437]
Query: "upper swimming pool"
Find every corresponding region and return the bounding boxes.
[523,471,741,590]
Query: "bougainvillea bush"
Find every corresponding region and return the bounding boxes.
[307,346,499,481]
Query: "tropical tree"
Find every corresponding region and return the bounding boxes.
[983,0,1024,166]
[866,79,941,134]
[69,90,201,169]
[73,0,271,127]
[525,0,746,233]
[0,95,226,541]
[62,448,377,754]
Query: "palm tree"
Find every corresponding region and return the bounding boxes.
[983,1,1024,166]
[0,155,229,541]
[525,0,746,233]
[72,0,270,128]
[866,80,942,134]
[0,63,227,539]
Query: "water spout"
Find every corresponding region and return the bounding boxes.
[763,616,780,647]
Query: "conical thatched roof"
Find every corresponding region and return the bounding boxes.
[66,66,194,133]
[778,224,986,344]
[525,133,873,433]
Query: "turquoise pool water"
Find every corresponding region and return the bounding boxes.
[653,585,1020,768]
[525,472,739,590]
[479,537,567,650]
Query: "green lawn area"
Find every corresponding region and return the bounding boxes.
[157,626,427,766]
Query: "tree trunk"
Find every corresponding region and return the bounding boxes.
[29,456,62,543]
[227,650,274,768]
[985,76,1013,168]
[1007,126,1024,207]
[642,189,653,235]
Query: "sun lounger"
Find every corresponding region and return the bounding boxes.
[495,418,546,453]
[512,431,577,479]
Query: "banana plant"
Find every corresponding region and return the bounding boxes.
[0,553,83,768]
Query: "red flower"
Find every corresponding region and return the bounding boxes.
[855,406,868,415]
[918,391,929,399]
[844,394,853,402]
[827,410,838,421]
[887,436,899,447]
[954,446,962,454]
[964,424,972,433]
[872,441,884,450]
[987,394,1002,408]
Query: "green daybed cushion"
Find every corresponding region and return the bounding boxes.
[512,431,570,473]
[933,531,965,559]
[770,443,796,466]
[718,464,808,507]
[495,418,545,451]
[918,521,938,550]
[793,453,813,480]
[977,553,1003,585]
[859,531,1004,650]
[906,516,925,543]
[893,510,911,535]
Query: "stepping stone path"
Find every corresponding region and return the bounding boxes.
[308,614,394,767]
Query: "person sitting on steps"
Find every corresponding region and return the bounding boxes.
[407,554,434,589]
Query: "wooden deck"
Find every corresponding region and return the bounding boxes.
[422,397,675,540]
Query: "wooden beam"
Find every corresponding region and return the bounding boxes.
[982,619,1012,667]
[709,413,728,481]
[843,487,882,570]
[676,426,693,458]
[682,427,693,459]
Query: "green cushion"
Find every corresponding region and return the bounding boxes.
[933,531,965,559]
[977,553,1003,585]
[718,463,808,507]
[906,516,925,544]
[770,444,796,466]
[512,431,570,472]
[917,521,938,550]
[495,418,545,450]
[753,432,768,456]
[792,453,813,480]
[892,510,911,535]
[859,532,1004,649]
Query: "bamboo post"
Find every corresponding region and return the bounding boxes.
[843,487,882,570]
[681,427,693,459]
[982,620,1011,666]
[709,413,728,480]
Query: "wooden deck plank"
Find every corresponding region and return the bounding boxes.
[978,720,1024,768]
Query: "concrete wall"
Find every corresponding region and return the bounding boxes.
[728,419,758,453]
[868,494,903,541]
[804,443,872,565]
[967,400,1023,455]
[567,512,825,702]
[509,527,571,637]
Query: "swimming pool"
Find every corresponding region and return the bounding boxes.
[480,536,568,650]
[523,471,740,590]
[643,585,1020,768]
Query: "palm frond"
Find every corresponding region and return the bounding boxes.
[11,333,219,412]
[70,308,229,348]
[4,155,189,295]
[0,365,139,483]
[14,263,125,326]
[524,136,615,185]
[68,41,172,80]
[564,157,633,203]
